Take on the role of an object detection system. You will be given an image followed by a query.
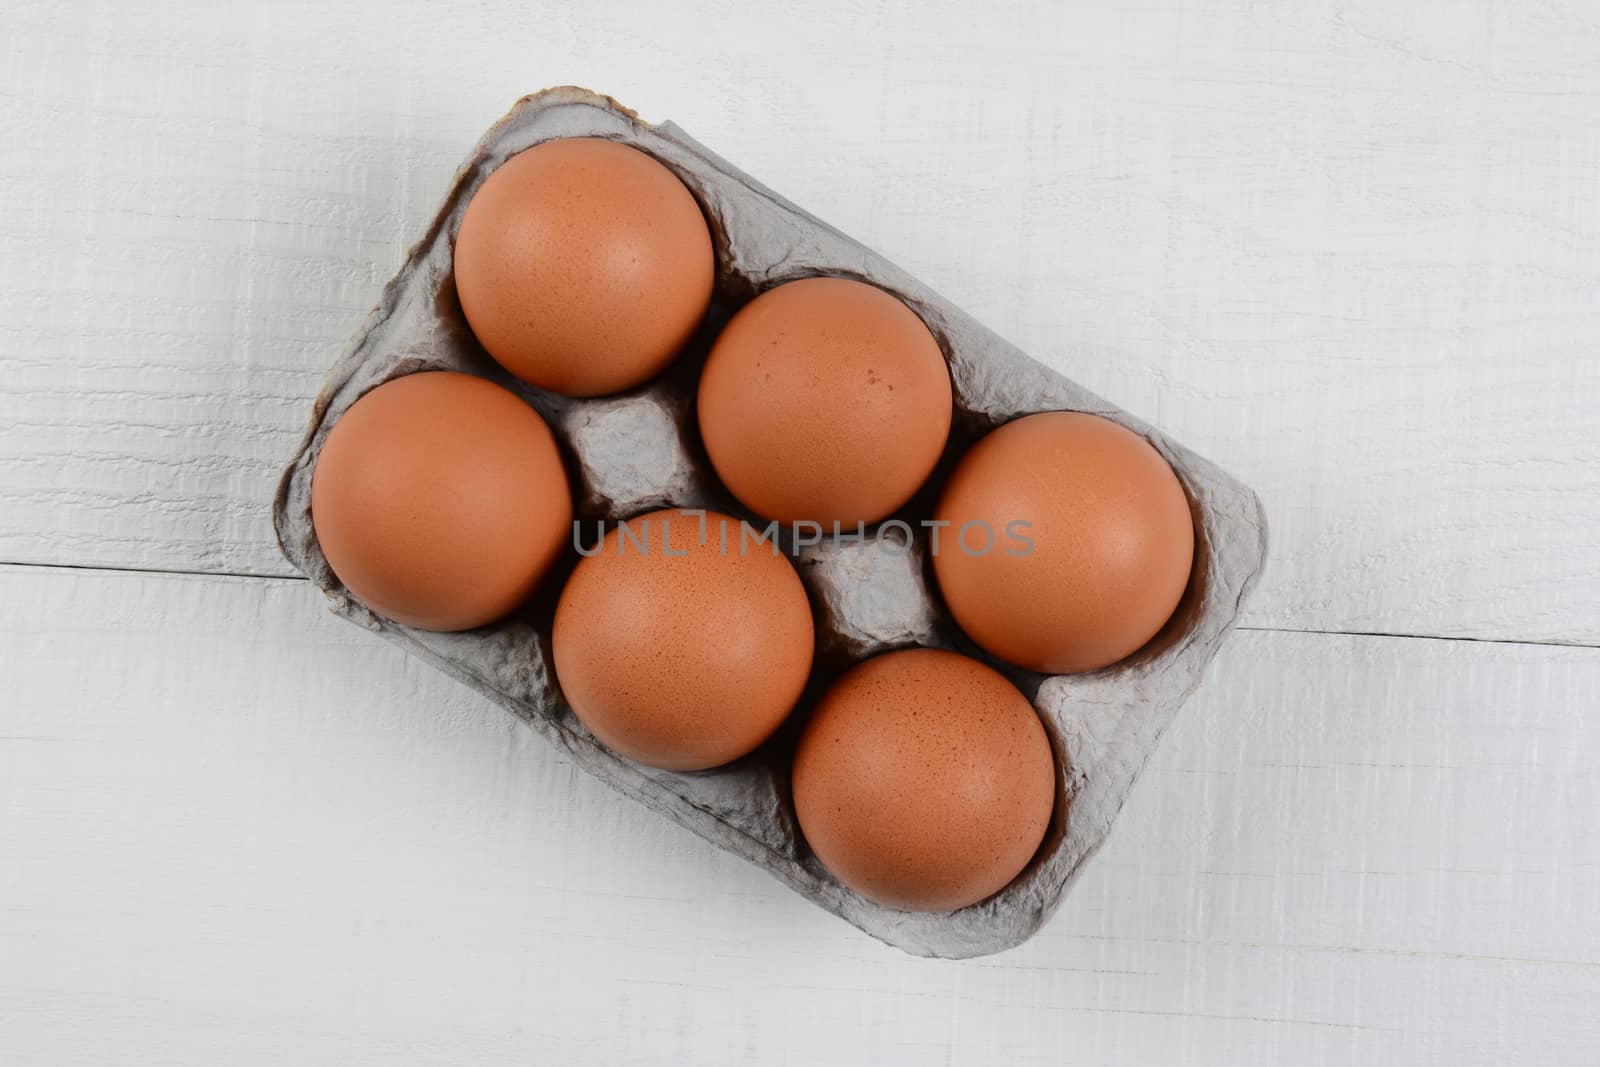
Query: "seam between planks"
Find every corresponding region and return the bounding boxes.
[1233,624,1600,651]
[5,559,1596,652]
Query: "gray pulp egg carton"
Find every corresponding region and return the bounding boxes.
[273,86,1268,959]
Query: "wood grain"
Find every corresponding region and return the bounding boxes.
[4,4,1599,1061]
[3,564,1596,1065]
[1,2,1597,642]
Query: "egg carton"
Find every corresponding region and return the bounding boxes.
[273,86,1268,959]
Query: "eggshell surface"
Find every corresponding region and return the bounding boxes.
[310,371,573,632]
[552,508,814,771]
[454,137,714,396]
[792,648,1055,913]
[696,276,952,526]
[933,411,1195,674]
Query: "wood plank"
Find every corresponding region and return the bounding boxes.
[2,564,1595,1064]
[2,5,1597,640]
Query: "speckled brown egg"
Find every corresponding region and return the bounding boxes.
[696,276,952,526]
[932,411,1195,674]
[453,137,714,397]
[310,371,572,632]
[792,648,1055,912]
[552,508,814,771]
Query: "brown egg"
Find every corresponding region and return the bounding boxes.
[932,412,1195,674]
[696,276,952,526]
[792,648,1055,912]
[552,509,814,771]
[453,137,714,397]
[310,371,572,631]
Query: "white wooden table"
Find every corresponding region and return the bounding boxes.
[4,3,1598,1064]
